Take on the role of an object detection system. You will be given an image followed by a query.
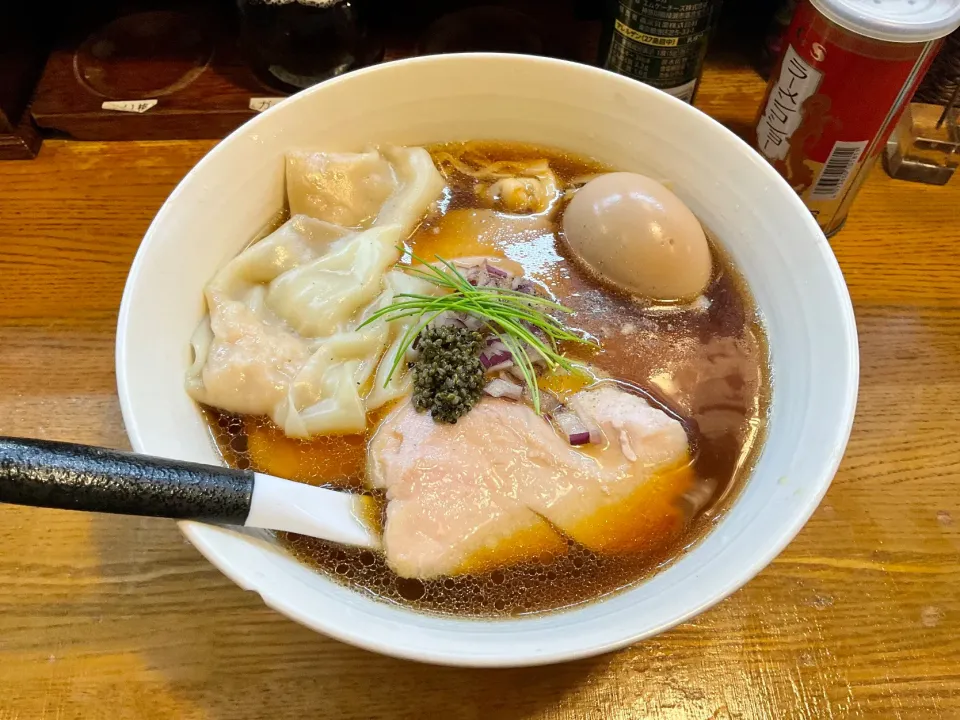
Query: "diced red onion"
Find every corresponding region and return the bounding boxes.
[484,378,523,400]
[537,390,562,415]
[553,410,591,446]
[480,338,513,371]
[430,312,467,330]
[453,312,484,331]
[446,257,516,289]
[524,343,548,366]
[512,278,536,294]
[683,478,717,515]
[485,262,510,279]
[507,364,527,382]
[482,356,513,372]
[523,386,561,415]
[568,397,605,444]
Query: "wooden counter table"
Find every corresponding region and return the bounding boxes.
[1,59,959,720]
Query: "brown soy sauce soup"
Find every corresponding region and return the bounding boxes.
[203,141,770,617]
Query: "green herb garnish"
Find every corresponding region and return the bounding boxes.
[360,248,596,414]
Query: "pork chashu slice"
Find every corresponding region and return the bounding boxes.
[367,384,693,579]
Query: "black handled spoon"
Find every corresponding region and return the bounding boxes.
[0,436,379,549]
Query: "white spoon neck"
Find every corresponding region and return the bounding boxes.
[246,472,380,550]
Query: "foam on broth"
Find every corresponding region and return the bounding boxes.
[203,141,770,617]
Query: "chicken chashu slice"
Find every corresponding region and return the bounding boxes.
[367,384,694,579]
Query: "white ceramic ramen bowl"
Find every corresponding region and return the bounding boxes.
[116,53,858,667]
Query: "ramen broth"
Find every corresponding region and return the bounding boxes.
[203,142,769,617]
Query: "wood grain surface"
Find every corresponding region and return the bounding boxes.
[1,59,959,720]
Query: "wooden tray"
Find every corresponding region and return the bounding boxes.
[30,0,600,142]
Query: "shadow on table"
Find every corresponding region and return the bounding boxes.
[89,514,610,720]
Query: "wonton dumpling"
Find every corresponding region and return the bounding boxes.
[189,145,448,439]
[266,224,403,337]
[185,288,310,418]
[186,217,394,424]
[268,270,441,437]
[481,175,557,215]
[472,160,560,216]
[375,146,447,238]
[286,150,396,228]
[186,216,442,437]
[365,270,442,410]
[207,215,350,301]
[186,215,345,417]
[277,323,389,438]
[286,146,445,239]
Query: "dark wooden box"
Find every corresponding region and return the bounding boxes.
[29,0,600,142]
[0,6,48,159]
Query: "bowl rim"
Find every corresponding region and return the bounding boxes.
[116,52,860,667]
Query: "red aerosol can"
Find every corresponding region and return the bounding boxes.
[753,0,960,236]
